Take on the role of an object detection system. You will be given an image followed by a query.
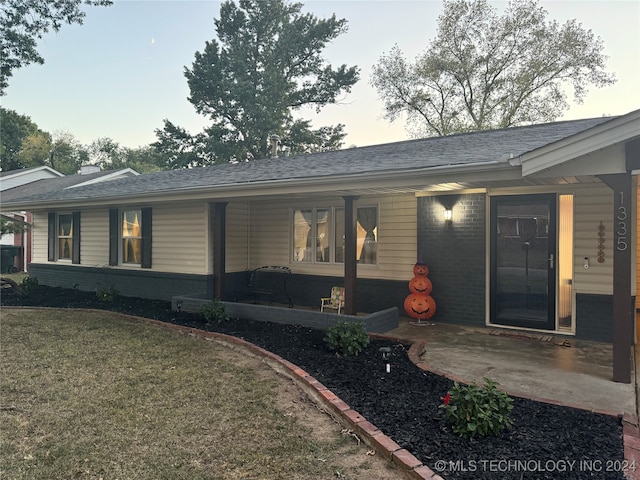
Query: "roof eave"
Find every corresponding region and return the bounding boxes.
[520,109,640,176]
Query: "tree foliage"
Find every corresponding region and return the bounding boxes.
[0,108,160,174]
[0,0,112,95]
[0,107,46,171]
[154,0,359,166]
[370,0,616,137]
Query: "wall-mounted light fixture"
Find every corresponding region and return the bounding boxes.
[443,209,453,221]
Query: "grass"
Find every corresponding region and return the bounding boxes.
[1,308,388,480]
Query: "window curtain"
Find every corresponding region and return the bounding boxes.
[294,210,313,262]
[357,207,377,264]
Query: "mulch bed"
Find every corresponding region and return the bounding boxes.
[2,284,627,479]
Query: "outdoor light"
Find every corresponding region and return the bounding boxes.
[444,209,453,221]
[379,346,392,373]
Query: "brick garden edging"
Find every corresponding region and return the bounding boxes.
[135,318,445,480]
[97,312,640,480]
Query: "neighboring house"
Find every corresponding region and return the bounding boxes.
[2,110,638,382]
[0,166,65,271]
[0,166,138,271]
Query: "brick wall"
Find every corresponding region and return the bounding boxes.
[575,294,613,342]
[417,194,486,327]
[28,263,213,301]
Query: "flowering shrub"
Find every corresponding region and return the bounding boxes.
[439,378,513,438]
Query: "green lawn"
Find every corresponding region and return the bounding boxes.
[1,308,394,479]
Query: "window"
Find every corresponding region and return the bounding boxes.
[293,208,330,263]
[57,214,73,260]
[48,212,80,263]
[109,207,152,268]
[292,205,378,264]
[122,210,142,264]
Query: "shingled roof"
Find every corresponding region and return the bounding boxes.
[0,116,616,207]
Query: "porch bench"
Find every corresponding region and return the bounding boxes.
[233,266,293,308]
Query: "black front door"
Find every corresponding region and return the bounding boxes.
[490,194,556,330]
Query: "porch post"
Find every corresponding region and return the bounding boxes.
[599,172,633,383]
[343,196,359,315]
[212,202,228,300]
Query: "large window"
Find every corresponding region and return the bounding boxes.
[57,214,73,260]
[292,206,378,264]
[122,210,142,264]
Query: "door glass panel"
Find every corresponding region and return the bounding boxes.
[493,196,555,329]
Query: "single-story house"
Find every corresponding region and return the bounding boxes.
[0,165,138,272]
[2,110,638,382]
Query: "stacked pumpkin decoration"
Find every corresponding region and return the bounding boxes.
[404,261,436,325]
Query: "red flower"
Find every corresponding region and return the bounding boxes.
[442,392,451,406]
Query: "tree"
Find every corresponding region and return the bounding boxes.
[1,0,112,95]
[154,0,359,166]
[370,0,616,137]
[0,107,45,171]
[48,132,86,175]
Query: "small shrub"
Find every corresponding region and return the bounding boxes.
[439,378,513,438]
[96,285,119,303]
[201,299,229,325]
[20,276,39,294]
[324,321,370,356]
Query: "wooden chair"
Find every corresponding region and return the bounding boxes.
[320,286,345,314]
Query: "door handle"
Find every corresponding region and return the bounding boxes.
[547,254,554,269]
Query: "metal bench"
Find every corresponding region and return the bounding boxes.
[233,266,293,308]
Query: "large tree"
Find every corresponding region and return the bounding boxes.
[154,0,359,166]
[370,0,616,137]
[1,0,112,95]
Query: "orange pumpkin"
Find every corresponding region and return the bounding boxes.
[408,276,433,295]
[413,263,429,277]
[403,293,436,320]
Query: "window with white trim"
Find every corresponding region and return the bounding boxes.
[292,206,378,264]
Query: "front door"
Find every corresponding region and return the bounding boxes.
[490,194,556,330]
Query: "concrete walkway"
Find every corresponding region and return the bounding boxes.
[387,318,637,417]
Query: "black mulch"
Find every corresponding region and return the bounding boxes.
[2,285,629,480]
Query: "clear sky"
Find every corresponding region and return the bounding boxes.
[3,0,639,150]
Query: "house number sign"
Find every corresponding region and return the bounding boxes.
[615,191,629,252]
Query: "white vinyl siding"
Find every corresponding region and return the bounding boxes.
[152,202,207,274]
[573,184,614,295]
[31,211,49,263]
[80,208,109,266]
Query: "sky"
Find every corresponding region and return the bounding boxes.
[3,0,640,150]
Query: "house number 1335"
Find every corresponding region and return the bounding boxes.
[616,191,628,251]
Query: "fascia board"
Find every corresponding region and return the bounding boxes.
[520,110,640,176]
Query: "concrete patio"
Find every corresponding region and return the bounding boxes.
[388,318,638,417]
